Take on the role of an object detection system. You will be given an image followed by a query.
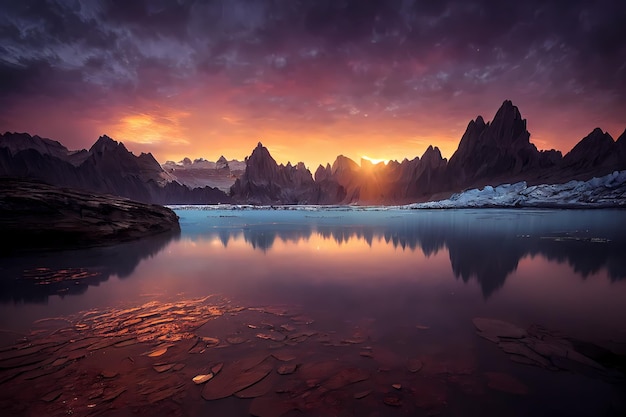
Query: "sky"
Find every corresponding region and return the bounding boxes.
[1,0,625,168]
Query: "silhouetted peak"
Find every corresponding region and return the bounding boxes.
[95,135,115,145]
[2,131,32,141]
[493,100,522,124]
[331,155,359,175]
[463,115,488,138]
[422,145,442,159]
[420,146,447,169]
[314,164,330,182]
[244,143,277,171]
[245,142,278,174]
[582,128,613,145]
[138,152,158,163]
[616,128,626,145]
[0,131,68,157]
[562,127,616,168]
[215,155,229,171]
[591,127,607,137]
[90,135,127,153]
[387,159,400,169]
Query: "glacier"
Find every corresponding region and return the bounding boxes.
[169,170,626,210]
[409,170,626,209]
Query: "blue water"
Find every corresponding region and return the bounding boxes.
[1,208,625,416]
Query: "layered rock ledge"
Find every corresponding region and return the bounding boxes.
[0,178,180,252]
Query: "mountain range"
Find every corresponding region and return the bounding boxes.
[230,100,626,204]
[0,133,230,204]
[1,100,624,205]
[162,156,246,192]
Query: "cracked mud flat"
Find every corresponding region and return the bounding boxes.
[1,297,624,417]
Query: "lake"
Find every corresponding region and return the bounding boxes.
[1,208,625,416]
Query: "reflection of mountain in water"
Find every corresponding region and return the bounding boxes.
[0,230,180,303]
[185,210,626,298]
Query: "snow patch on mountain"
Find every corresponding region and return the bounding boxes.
[409,170,626,209]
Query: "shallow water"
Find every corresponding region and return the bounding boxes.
[1,208,625,416]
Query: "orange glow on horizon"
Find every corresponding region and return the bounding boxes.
[8,84,621,171]
[361,155,388,165]
[111,106,466,170]
[106,108,191,147]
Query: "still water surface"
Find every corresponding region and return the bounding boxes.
[1,208,625,416]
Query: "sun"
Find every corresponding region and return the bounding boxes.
[361,155,388,165]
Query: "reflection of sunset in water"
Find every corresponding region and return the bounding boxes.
[1,209,626,416]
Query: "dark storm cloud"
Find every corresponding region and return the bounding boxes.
[0,0,624,115]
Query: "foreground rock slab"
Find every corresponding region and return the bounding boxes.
[0,178,180,252]
[473,318,625,383]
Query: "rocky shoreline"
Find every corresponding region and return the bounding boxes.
[0,178,180,253]
[0,297,624,417]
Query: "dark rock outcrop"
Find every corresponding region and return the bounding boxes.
[0,178,180,252]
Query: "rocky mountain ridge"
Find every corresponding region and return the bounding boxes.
[2,100,624,205]
[0,133,231,204]
[162,155,245,192]
[230,143,343,204]
[230,100,626,204]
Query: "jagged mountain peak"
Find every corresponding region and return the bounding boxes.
[331,155,359,175]
[490,100,528,145]
[561,127,616,170]
[575,128,613,147]
[90,134,128,154]
[422,145,444,161]
[247,142,277,168]
[0,131,69,158]
[230,142,317,204]
[138,152,159,163]
[447,100,538,185]
[617,128,626,144]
